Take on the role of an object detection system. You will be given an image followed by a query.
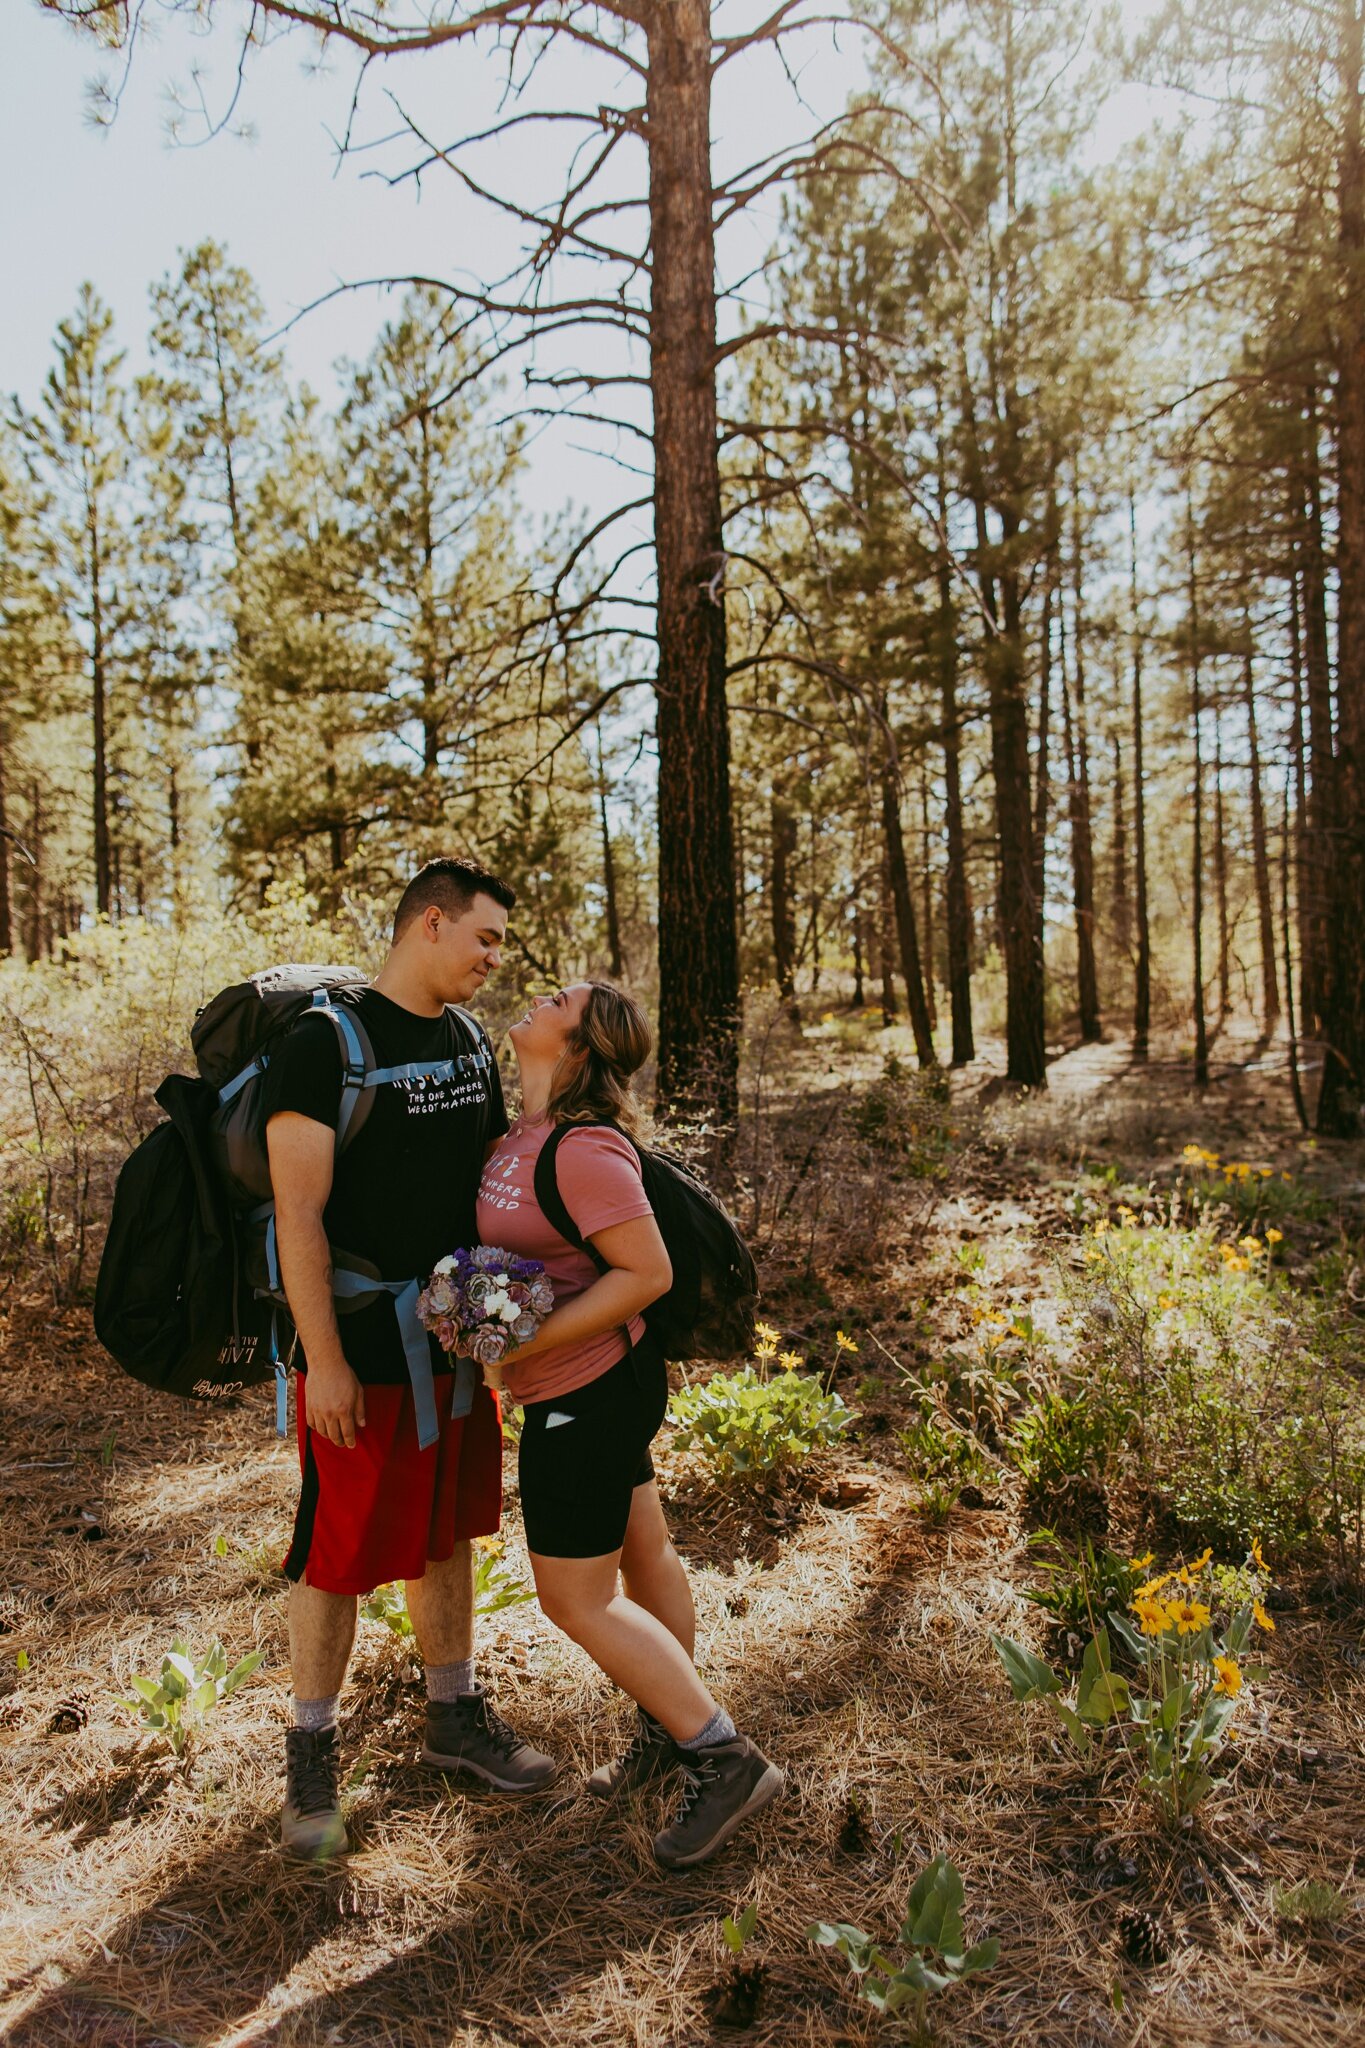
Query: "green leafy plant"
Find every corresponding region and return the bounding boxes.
[993,1545,1274,1820]
[809,1853,999,2036]
[361,1542,535,1642]
[1272,1879,1351,1928]
[1023,1533,1143,1641]
[899,1410,991,1523]
[118,1636,263,1757]
[669,1365,853,1481]
[722,1901,759,1956]
[850,1057,953,1178]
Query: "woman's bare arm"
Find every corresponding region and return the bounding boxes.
[506,1214,671,1365]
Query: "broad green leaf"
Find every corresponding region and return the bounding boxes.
[1077,1631,1130,1725]
[902,1854,965,1956]
[129,1673,162,1705]
[958,1937,1000,1978]
[214,1534,228,1558]
[1052,1700,1094,1752]
[190,1677,218,1717]
[990,1633,1062,1702]
[223,1651,265,1695]
[807,1921,877,1973]
[1106,1611,1150,1662]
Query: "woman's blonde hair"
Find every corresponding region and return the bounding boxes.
[545,982,653,1132]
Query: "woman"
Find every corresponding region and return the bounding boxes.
[475,981,783,1870]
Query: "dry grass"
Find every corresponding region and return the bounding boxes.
[2,1028,1364,2047]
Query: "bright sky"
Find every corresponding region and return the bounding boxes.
[4,3,1173,534]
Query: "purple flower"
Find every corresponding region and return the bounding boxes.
[511,1310,539,1345]
[529,1278,555,1315]
[472,1245,510,1273]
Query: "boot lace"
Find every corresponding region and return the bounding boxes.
[471,1694,523,1759]
[288,1732,340,1818]
[674,1752,723,1822]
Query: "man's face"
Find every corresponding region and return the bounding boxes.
[427,892,508,1003]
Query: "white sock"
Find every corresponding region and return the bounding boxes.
[427,1657,476,1703]
[291,1694,339,1733]
[677,1706,737,1751]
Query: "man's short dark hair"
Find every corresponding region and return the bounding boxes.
[393,857,516,941]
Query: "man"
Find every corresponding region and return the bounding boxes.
[265,856,558,1861]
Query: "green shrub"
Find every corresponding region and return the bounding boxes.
[849,1057,953,1177]
[361,1541,535,1642]
[1022,1533,1144,1640]
[900,1410,992,1522]
[118,1636,263,1757]
[668,1365,853,1481]
[809,1854,999,2033]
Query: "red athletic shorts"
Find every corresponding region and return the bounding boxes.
[283,1373,503,1596]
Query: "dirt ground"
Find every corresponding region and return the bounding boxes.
[1,1024,1362,2047]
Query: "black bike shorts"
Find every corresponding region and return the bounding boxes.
[517,1334,668,1559]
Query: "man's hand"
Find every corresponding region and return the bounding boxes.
[303,1355,367,1449]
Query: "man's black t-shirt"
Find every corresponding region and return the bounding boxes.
[261,986,508,1385]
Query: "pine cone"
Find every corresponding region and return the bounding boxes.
[705,1964,766,2029]
[1119,1907,1170,1968]
[837,1794,869,1855]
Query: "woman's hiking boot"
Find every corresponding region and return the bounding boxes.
[585,1708,677,1800]
[421,1685,559,1791]
[282,1726,349,1862]
[653,1735,784,1870]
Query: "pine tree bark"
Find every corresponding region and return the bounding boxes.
[1188,510,1209,1088]
[1129,494,1152,1060]
[882,761,936,1066]
[1032,564,1053,966]
[596,732,624,978]
[89,508,111,918]
[918,757,938,1032]
[1298,396,1335,1035]
[1242,642,1281,1032]
[1111,730,1131,961]
[0,738,10,956]
[1289,566,1314,1019]
[880,849,897,1026]
[1213,708,1231,1026]
[647,0,739,1122]
[1321,0,1365,1133]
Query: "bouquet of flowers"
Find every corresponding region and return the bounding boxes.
[416,1245,555,1390]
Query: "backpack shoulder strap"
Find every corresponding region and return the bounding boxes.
[307,989,378,1150]
[448,1004,494,1063]
[533,1120,635,1274]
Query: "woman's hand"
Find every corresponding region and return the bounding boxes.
[504,1215,671,1366]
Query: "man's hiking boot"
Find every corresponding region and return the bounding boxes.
[421,1685,558,1792]
[653,1735,784,1871]
[282,1726,349,1862]
[585,1708,678,1800]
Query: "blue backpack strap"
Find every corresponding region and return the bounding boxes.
[309,990,375,1150]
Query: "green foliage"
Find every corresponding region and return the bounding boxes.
[849,1057,953,1177]
[993,1546,1274,1820]
[899,1410,991,1522]
[1272,1880,1351,1928]
[1011,1388,1120,1501]
[721,1902,759,1956]
[361,1544,535,1644]
[668,1364,853,1482]
[118,1636,263,1757]
[809,1854,999,2033]
[1023,1534,1143,1639]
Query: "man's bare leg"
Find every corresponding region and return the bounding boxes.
[288,1580,358,1700]
[404,1541,474,1665]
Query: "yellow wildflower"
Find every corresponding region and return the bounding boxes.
[1131,1551,1156,1572]
[1227,1255,1251,1273]
[755,1321,779,1343]
[1266,1228,1283,1244]
[1157,1292,1178,1310]
[835,1329,859,1354]
[1190,1547,1213,1571]
[1250,1535,1266,1572]
[1281,1170,1293,1182]
[1239,1236,1263,1255]
[1252,1598,1276,1633]
[1169,1596,1212,1635]
[1134,1596,1172,1637]
[1117,1204,1137,1224]
[1094,1218,1111,1235]
[754,1339,778,1361]
[473,1534,503,1556]
[778,1350,804,1371]
[1136,1571,1175,1600]
[1213,1656,1243,1698]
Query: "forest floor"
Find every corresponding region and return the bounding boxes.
[0,1018,1362,2048]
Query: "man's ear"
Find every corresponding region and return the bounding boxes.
[422,904,443,943]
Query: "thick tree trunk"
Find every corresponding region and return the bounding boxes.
[597,741,624,978]
[988,559,1046,1083]
[26,781,43,963]
[938,560,975,1065]
[769,786,799,1016]
[1321,0,1365,1133]
[89,514,111,918]
[880,849,897,1026]
[851,895,865,1008]
[1242,644,1281,1031]
[882,761,936,1066]
[647,0,739,1122]
[1289,567,1314,1015]
[1130,494,1151,1060]
[1032,564,1053,965]
[1282,776,1310,1130]
[1111,731,1131,961]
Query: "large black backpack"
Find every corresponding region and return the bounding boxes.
[95,966,493,1429]
[532,1121,758,1361]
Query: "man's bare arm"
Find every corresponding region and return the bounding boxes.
[266,1112,366,1449]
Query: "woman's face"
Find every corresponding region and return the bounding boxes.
[508,982,592,1062]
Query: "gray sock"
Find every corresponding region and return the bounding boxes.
[291,1694,339,1734]
[427,1657,476,1703]
[677,1706,737,1752]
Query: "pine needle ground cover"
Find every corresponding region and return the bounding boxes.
[1,1024,1362,2047]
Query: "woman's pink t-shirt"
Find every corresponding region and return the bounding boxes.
[475,1116,654,1405]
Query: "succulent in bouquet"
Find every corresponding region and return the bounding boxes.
[417,1245,554,1389]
